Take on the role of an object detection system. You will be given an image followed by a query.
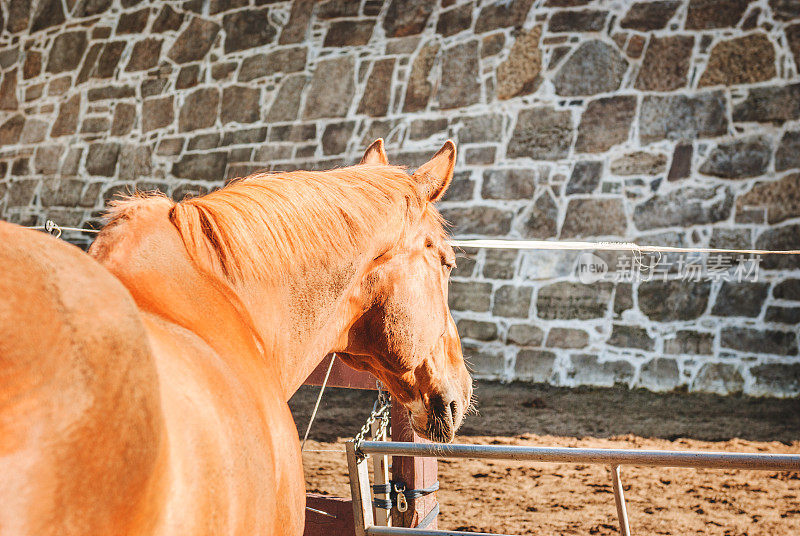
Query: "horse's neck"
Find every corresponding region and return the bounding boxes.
[90,200,265,381]
[91,198,377,400]
[234,254,372,398]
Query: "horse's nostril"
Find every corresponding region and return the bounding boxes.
[425,395,460,442]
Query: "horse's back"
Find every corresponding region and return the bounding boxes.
[0,222,164,535]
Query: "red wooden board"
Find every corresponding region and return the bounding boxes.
[304,494,355,536]
[304,354,377,390]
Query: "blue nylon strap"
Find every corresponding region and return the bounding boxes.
[371,480,440,510]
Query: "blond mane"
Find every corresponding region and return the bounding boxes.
[156,164,431,282]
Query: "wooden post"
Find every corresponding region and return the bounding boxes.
[390,404,438,529]
[610,465,631,536]
[371,420,391,527]
[347,441,374,536]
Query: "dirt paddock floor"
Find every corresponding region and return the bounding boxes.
[290,381,800,535]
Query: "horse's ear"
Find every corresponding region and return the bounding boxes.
[412,140,456,202]
[360,138,388,165]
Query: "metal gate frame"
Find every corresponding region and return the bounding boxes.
[303,355,438,535]
[348,440,800,536]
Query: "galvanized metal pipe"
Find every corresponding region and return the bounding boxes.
[367,527,515,536]
[359,441,800,471]
[610,465,631,536]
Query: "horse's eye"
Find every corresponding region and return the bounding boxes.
[425,238,434,248]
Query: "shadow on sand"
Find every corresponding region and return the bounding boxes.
[289,380,800,444]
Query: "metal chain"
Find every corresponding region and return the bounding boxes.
[353,381,390,460]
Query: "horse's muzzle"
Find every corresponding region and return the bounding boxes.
[424,392,465,443]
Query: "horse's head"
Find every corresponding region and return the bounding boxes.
[338,139,472,443]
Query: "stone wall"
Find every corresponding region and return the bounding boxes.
[1,0,799,396]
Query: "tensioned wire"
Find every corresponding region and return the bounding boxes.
[28,221,800,256]
[448,238,800,255]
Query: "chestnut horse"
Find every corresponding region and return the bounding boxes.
[0,140,472,536]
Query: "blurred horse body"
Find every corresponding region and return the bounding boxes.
[0,141,471,535]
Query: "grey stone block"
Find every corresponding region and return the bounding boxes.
[750,362,800,396]
[699,136,772,179]
[449,281,493,312]
[507,324,544,347]
[553,40,628,96]
[481,169,536,200]
[607,324,655,351]
[640,92,727,144]
[463,343,504,377]
[711,282,769,318]
[545,328,589,349]
[537,282,613,320]
[664,331,714,355]
[508,107,573,160]
[492,285,533,318]
[692,363,744,395]
[639,280,711,321]
[567,354,634,387]
[639,358,680,391]
[720,327,798,356]
[774,279,800,300]
[457,319,498,342]
[440,206,514,236]
[515,350,556,382]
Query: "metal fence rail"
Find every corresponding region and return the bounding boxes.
[359,441,800,471]
[348,440,800,536]
[367,528,512,536]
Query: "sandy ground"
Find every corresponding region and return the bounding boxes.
[290,382,800,535]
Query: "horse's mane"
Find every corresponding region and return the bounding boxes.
[115,164,433,282]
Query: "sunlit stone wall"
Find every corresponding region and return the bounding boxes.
[1,0,798,395]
